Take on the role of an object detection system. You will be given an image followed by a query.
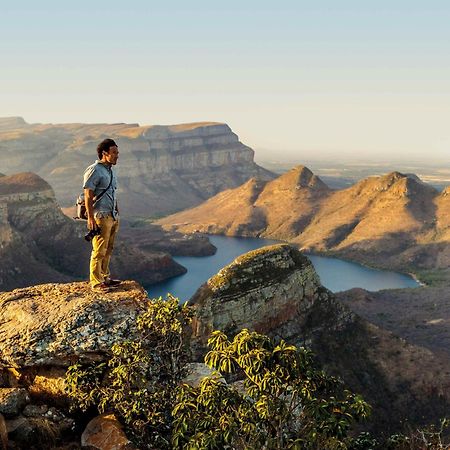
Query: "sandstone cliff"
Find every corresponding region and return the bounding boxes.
[0,117,274,216]
[158,165,450,272]
[0,173,186,291]
[189,244,450,433]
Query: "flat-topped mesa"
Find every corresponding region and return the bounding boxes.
[190,244,349,357]
[0,119,275,216]
[140,123,239,150]
[0,117,28,130]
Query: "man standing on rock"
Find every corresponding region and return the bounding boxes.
[83,138,121,291]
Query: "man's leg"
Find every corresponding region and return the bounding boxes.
[90,216,114,288]
[101,218,119,281]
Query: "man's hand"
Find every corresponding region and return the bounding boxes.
[87,216,98,231]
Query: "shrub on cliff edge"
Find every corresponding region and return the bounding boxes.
[65,296,448,449]
[173,328,371,449]
[65,294,192,448]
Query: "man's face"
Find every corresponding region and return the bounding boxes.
[103,146,119,165]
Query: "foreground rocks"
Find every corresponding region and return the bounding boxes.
[0,280,150,448]
[81,414,137,450]
[0,246,448,446]
[0,280,149,368]
[0,389,29,418]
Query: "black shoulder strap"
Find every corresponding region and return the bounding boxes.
[93,169,113,205]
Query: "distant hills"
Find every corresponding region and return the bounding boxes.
[0,117,274,217]
[158,165,450,272]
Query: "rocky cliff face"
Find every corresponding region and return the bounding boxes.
[0,117,274,216]
[0,173,186,291]
[159,165,450,272]
[189,244,450,432]
[0,281,149,368]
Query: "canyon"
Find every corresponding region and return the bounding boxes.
[0,117,274,217]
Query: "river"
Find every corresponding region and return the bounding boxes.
[146,235,419,302]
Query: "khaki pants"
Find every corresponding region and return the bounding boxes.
[90,215,119,287]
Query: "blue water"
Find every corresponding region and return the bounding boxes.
[146,235,419,302]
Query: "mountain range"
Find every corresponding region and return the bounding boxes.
[158,165,450,273]
[0,117,274,217]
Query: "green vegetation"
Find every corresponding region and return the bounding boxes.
[173,329,371,450]
[413,268,450,287]
[65,296,449,450]
[66,294,193,448]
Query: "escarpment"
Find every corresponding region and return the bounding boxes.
[0,117,275,216]
[0,172,186,291]
[189,244,450,432]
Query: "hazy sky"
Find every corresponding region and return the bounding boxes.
[1,1,450,160]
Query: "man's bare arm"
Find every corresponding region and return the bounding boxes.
[84,188,98,230]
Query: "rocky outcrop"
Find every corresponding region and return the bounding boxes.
[0,281,150,448]
[0,281,149,368]
[0,118,275,216]
[190,243,344,355]
[189,244,450,433]
[159,166,450,272]
[0,172,186,291]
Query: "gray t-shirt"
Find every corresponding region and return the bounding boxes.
[83,160,118,219]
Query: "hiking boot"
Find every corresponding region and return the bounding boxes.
[105,278,122,287]
[91,282,112,292]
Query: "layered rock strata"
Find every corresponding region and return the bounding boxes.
[0,117,274,216]
[189,244,450,433]
[0,172,186,291]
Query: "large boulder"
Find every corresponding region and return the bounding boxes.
[81,414,137,450]
[189,244,450,433]
[0,281,149,368]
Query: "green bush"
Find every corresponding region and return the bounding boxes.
[173,329,371,450]
[66,296,448,449]
[65,294,192,448]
